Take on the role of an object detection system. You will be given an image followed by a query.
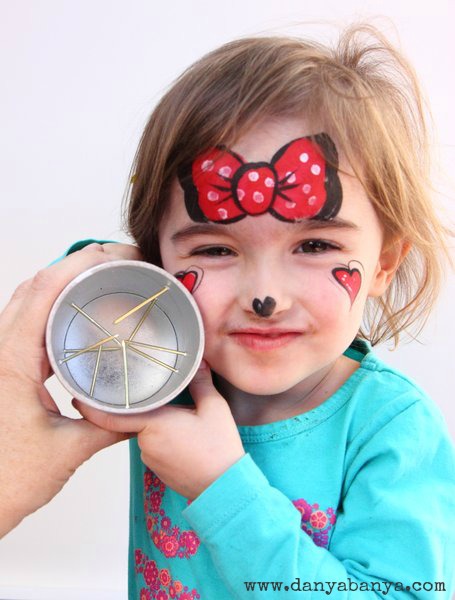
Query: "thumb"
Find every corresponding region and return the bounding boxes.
[188,359,225,412]
[65,418,132,464]
[72,399,150,433]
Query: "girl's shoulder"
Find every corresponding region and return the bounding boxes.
[340,339,452,460]
[345,337,435,406]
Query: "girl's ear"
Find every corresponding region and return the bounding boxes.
[368,238,411,297]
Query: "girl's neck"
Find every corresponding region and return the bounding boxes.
[213,355,359,426]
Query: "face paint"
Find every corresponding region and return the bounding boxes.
[178,133,342,224]
[332,262,363,306]
[174,266,204,294]
[252,296,277,318]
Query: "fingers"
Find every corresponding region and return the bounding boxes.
[0,277,34,336]
[39,387,62,415]
[69,418,133,460]
[99,243,144,262]
[72,399,153,433]
[7,243,141,349]
[189,359,211,390]
[72,360,220,435]
[188,360,227,414]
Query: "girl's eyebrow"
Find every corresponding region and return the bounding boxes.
[170,218,359,244]
[297,218,360,232]
[170,223,235,243]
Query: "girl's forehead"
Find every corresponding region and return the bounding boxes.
[230,117,312,160]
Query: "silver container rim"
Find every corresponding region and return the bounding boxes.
[45,259,205,414]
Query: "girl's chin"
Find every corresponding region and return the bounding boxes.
[212,368,305,397]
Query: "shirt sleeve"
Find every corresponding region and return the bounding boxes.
[182,398,455,599]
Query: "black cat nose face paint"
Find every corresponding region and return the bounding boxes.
[252,296,277,318]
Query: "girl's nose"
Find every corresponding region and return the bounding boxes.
[252,296,277,318]
[240,260,292,317]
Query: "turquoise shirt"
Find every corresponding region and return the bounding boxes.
[60,240,455,599]
[128,340,455,599]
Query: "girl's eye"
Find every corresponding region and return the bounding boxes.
[191,246,235,257]
[296,240,339,253]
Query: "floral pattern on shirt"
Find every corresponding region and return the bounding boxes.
[293,498,337,548]
[136,470,337,597]
[135,549,200,599]
[143,467,336,564]
[143,469,201,559]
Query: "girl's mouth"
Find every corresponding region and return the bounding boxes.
[229,329,302,351]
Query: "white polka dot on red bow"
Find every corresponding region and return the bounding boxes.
[248,171,259,182]
[299,153,309,163]
[311,164,321,176]
[201,160,214,171]
[237,189,245,201]
[218,166,232,177]
[253,191,264,203]
[217,208,228,219]
[207,191,219,201]
[302,184,311,194]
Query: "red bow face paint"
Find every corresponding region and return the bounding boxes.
[178,134,342,224]
[174,266,203,294]
[332,263,362,306]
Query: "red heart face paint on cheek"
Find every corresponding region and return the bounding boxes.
[174,267,203,294]
[332,267,362,305]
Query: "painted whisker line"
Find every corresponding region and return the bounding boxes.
[70,303,122,346]
[127,344,179,373]
[127,340,187,356]
[122,340,130,408]
[127,299,157,342]
[90,346,103,397]
[60,334,119,364]
[113,286,170,324]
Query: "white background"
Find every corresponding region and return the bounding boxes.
[0,1,454,598]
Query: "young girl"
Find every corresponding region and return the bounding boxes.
[69,24,455,599]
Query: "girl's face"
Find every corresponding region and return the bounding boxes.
[158,117,392,396]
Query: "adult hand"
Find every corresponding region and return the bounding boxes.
[74,360,246,501]
[0,242,142,538]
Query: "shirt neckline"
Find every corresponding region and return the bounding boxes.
[237,339,375,443]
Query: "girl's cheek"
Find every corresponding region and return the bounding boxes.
[173,265,204,295]
[301,262,364,317]
[172,264,225,316]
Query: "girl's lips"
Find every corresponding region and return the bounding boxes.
[229,330,302,351]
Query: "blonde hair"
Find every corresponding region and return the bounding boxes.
[124,23,450,347]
